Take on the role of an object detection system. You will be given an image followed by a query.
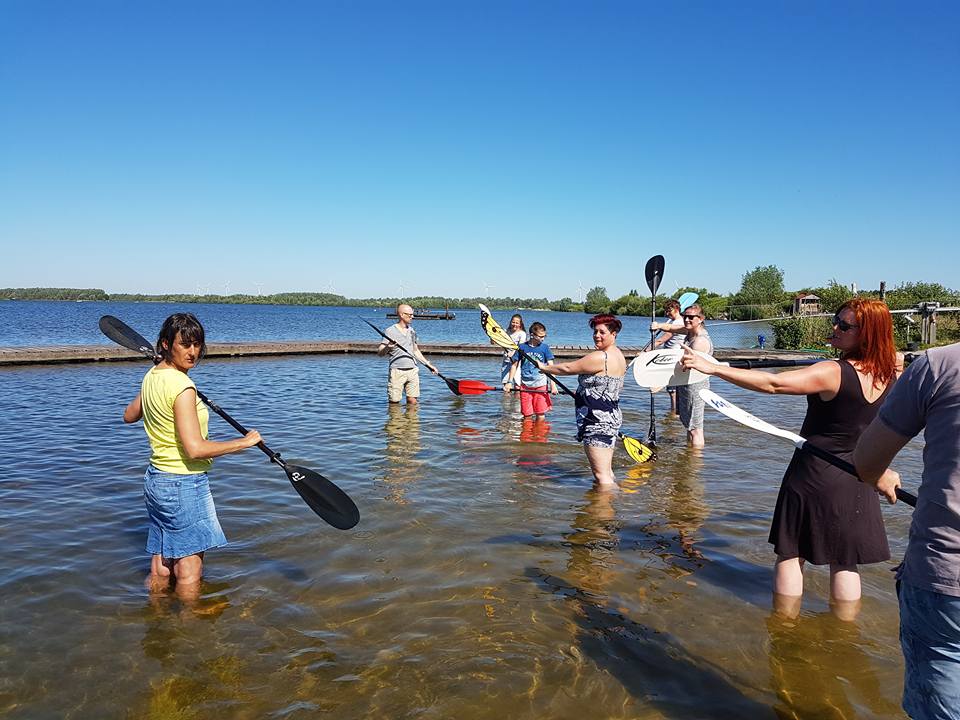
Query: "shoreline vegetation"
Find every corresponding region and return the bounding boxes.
[2,272,957,319]
[3,272,958,351]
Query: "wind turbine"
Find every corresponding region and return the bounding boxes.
[483,281,494,298]
[223,280,230,296]
[254,282,263,297]
[577,281,584,303]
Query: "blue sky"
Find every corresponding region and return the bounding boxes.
[1,1,957,299]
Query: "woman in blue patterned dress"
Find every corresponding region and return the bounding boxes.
[536,314,626,489]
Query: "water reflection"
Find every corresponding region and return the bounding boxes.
[381,404,422,504]
[766,610,902,718]
[663,448,708,562]
[142,580,232,664]
[564,490,622,599]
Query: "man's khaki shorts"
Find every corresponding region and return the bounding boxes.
[388,367,420,402]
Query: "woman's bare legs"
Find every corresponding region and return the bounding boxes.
[584,445,617,490]
[773,556,804,618]
[148,552,203,602]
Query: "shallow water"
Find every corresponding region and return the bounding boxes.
[0,355,917,718]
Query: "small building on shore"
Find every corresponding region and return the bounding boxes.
[792,293,821,316]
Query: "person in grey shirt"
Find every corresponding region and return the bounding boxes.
[377,303,438,405]
[854,341,960,720]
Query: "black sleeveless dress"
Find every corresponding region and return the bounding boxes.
[768,360,891,566]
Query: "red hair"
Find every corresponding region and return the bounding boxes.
[589,314,621,334]
[840,298,896,388]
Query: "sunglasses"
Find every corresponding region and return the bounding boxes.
[531,333,546,339]
[832,314,859,332]
[681,314,702,321]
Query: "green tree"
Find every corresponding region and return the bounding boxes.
[884,282,960,310]
[731,265,787,319]
[610,293,647,316]
[802,280,852,314]
[584,286,611,314]
[673,286,730,319]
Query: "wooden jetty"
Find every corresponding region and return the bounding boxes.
[0,342,821,367]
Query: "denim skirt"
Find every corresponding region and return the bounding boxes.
[143,465,227,559]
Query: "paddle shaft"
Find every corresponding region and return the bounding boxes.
[511,343,576,399]
[362,318,424,367]
[798,440,917,507]
[645,256,664,444]
[195,389,286,468]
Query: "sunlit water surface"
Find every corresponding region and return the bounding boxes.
[1,355,918,718]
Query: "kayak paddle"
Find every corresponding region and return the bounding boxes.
[698,388,917,507]
[98,315,361,529]
[645,255,665,445]
[632,347,823,389]
[360,318,492,396]
[478,304,654,464]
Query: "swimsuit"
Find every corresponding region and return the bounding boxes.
[575,351,624,449]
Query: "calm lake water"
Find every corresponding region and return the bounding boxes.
[0,300,772,349]
[0,348,919,718]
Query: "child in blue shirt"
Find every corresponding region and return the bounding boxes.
[510,322,557,419]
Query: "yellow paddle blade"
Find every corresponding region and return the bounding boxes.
[478,303,519,351]
[621,434,655,464]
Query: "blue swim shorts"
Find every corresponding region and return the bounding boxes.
[898,580,960,720]
[143,465,227,559]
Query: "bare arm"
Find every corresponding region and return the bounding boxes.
[681,346,840,396]
[412,345,438,374]
[174,388,261,459]
[540,351,604,376]
[653,331,675,348]
[652,321,690,335]
[123,393,143,423]
[853,418,910,503]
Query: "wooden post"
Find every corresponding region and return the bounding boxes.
[919,302,941,345]
[879,281,886,300]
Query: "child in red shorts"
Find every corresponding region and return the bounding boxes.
[510,322,558,420]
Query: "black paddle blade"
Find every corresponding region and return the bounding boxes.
[99,315,158,360]
[285,464,360,529]
[644,255,665,296]
[438,374,463,396]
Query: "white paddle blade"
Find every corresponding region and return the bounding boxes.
[698,388,805,445]
[631,347,716,388]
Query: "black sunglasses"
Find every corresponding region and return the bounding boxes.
[681,313,702,321]
[832,314,859,332]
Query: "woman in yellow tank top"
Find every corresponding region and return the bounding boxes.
[123,314,260,598]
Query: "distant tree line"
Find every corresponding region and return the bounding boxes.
[0,287,581,312]
[4,270,957,321]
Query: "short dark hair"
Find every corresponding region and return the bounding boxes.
[529,321,546,335]
[157,313,207,362]
[589,313,621,334]
[664,299,681,312]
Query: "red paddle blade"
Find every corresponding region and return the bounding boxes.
[457,380,496,393]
